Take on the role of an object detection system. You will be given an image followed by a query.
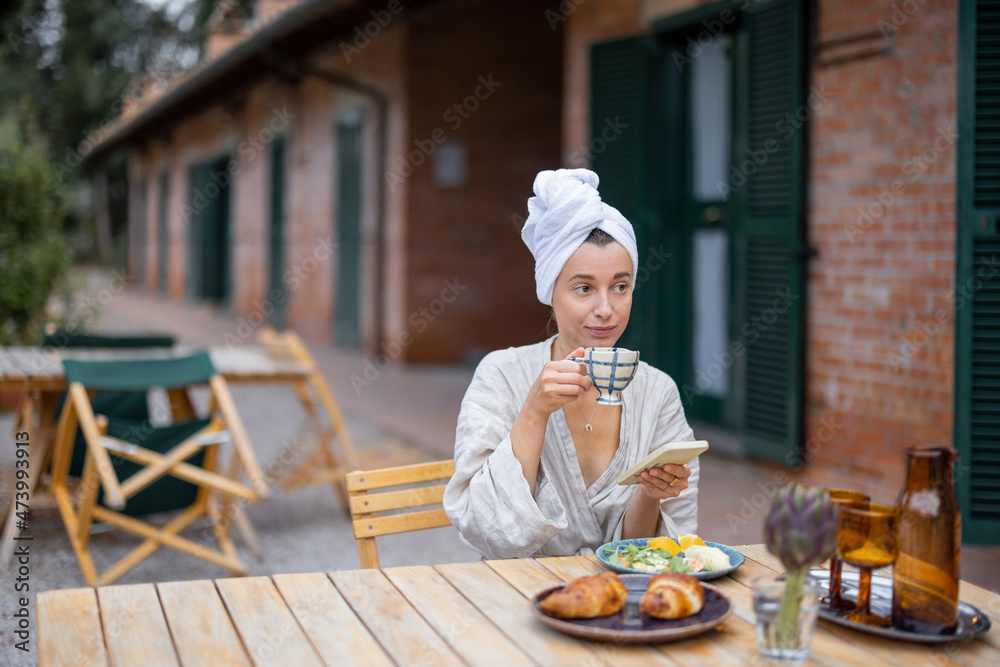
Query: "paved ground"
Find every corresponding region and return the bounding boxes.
[1,271,997,665]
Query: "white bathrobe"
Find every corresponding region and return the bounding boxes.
[444,336,699,559]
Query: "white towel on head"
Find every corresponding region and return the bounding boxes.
[521,168,638,305]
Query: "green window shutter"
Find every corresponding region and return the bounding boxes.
[215,155,232,303]
[334,117,364,347]
[197,157,231,303]
[955,0,1000,545]
[269,137,287,328]
[201,162,221,300]
[134,176,147,286]
[589,37,659,358]
[740,0,807,464]
[157,170,170,294]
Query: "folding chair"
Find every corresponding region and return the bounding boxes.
[42,330,178,472]
[49,351,268,586]
[256,327,364,506]
[345,459,455,569]
[1,330,177,568]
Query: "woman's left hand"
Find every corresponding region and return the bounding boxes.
[635,464,690,500]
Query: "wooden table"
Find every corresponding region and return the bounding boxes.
[36,547,999,666]
[0,345,312,392]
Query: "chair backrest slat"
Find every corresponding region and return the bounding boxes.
[346,460,455,492]
[352,508,451,539]
[42,330,176,349]
[63,352,216,391]
[348,483,448,515]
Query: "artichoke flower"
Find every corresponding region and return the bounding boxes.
[764,484,838,649]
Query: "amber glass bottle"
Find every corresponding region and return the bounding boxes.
[892,447,961,634]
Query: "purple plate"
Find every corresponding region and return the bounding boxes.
[531,574,733,643]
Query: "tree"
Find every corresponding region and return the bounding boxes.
[0,0,257,271]
[0,109,72,344]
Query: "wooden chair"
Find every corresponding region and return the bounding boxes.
[1,329,177,569]
[345,459,456,569]
[49,351,268,586]
[256,327,363,508]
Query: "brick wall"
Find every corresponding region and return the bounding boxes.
[403,0,563,362]
[798,0,958,500]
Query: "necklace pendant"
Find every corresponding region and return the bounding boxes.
[585,423,593,432]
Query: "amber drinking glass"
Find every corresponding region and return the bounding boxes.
[837,502,898,627]
[823,489,870,610]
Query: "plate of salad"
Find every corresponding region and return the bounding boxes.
[596,535,745,581]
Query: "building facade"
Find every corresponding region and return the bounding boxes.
[93,0,998,543]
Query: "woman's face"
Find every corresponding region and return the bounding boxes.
[551,241,633,355]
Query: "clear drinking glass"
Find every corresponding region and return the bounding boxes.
[823,489,870,610]
[753,575,820,665]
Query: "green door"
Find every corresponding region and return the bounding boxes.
[334,116,364,348]
[269,137,288,328]
[955,0,1000,544]
[186,157,231,303]
[662,27,739,427]
[200,156,231,303]
[134,176,147,286]
[157,170,169,294]
[592,0,807,464]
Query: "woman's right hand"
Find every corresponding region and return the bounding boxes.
[522,346,593,419]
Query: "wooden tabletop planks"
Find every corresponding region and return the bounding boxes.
[34,553,1000,666]
[96,584,179,667]
[437,560,613,666]
[271,572,393,667]
[960,580,1000,625]
[0,346,311,387]
[383,564,536,666]
[215,576,324,667]
[329,567,465,667]
[157,579,252,667]
[37,587,109,667]
[535,555,606,580]
[209,348,311,381]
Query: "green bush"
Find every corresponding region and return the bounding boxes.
[0,145,73,345]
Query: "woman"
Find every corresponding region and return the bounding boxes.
[443,168,698,559]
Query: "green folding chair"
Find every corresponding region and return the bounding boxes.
[50,351,268,586]
[1,330,179,569]
[40,329,178,476]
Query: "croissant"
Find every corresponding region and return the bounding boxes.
[639,572,704,619]
[539,572,628,619]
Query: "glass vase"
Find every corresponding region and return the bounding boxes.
[753,574,820,665]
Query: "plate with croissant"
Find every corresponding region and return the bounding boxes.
[596,536,745,580]
[532,571,733,643]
